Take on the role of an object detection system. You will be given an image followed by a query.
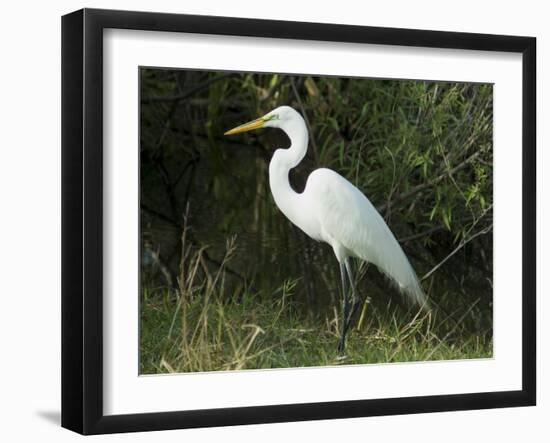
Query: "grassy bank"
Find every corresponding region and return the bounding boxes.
[140,283,492,374]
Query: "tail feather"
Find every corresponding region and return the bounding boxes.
[367,230,430,310]
[382,262,430,311]
[399,265,430,311]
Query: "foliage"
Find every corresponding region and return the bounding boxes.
[139,68,493,371]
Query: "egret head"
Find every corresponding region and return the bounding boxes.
[224,106,300,135]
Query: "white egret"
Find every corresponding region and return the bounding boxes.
[225,106,428,353]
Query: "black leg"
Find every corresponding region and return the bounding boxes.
[338,261,349,354]
[344,259,363,334]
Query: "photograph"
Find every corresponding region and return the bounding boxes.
[139,68,494,374]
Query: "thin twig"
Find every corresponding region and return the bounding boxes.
[421,224,493,281]
[398,215,478,244]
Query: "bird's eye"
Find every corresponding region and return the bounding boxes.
[266,114,278,121]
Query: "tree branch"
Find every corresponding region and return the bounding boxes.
[421,223,493,281]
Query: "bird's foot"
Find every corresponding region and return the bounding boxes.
[337,339,346,356]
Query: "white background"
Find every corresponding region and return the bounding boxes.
[0,0,547,441]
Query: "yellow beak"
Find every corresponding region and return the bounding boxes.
[224,117,265,136]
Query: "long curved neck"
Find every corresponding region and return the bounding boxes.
[268,116,308,226]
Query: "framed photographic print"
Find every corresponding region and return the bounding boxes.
[61,8,536,435]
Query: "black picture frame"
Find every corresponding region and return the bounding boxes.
[61,8,536,435]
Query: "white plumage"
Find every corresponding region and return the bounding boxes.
[225,105,427,352]
[306,168,426,307]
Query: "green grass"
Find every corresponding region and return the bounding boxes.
[140,283,492,374]
[140,233,491,374]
